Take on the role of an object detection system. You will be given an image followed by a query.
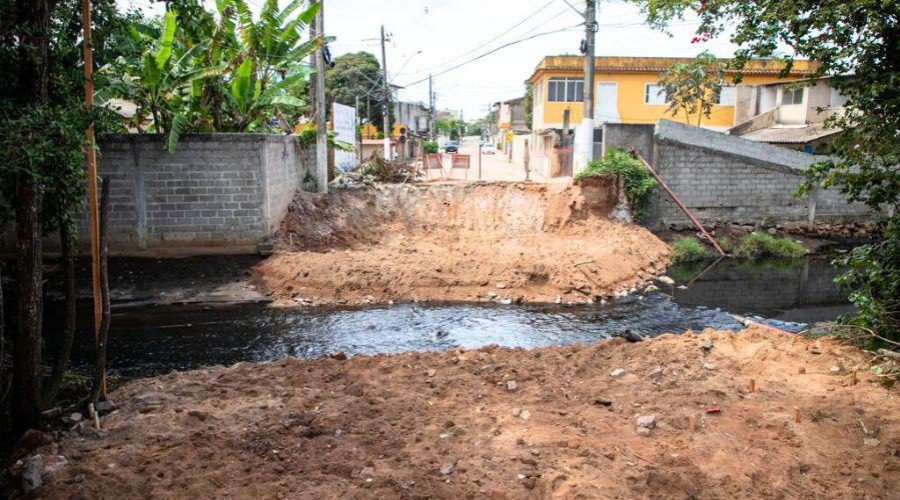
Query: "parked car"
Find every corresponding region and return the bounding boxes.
[481,144,497,155]
[444,141,459,153]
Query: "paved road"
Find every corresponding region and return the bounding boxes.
[425,136,547,183]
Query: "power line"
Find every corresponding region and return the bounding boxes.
[399,24,583,89]
[416,0,557,74]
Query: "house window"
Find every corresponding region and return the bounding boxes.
[782,87,804,105]
[644,84,668,105]
[548,77,584,102]
[716,86,736,106]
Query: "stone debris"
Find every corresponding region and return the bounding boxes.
[610,368,626,378]
[506,380,519,392]
[636,415,657,429]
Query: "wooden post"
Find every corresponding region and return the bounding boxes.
[81,0,103,344]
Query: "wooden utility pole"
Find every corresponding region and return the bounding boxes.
[380,25,392,159]
[575,0,597,174]
[313,1,328,192]
[428,74,435,140]
[81,0,102,341]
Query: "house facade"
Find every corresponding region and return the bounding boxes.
[526,55,818,177]
[728,76,847,154]
[494,97,529,152]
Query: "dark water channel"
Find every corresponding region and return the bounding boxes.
[59,257,852,379]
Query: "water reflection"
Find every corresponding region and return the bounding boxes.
[53,257,849,379]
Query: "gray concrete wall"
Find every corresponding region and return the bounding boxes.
[647,120,871,228]
[601,123,655,159]
[2,134,312,256]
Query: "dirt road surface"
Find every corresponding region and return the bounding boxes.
[254,179,668,306]
[32,326,899,499]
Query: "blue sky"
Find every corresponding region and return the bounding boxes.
[118,0,753,120]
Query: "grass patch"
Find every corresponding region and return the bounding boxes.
[576,149,657,219]
[734,232,807,261]
[671,236,711,264]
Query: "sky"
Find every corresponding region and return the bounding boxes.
[118,0,752,120]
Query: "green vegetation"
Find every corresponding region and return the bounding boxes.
[424,141,439,154]
[671,237,711,264]
[99,0,322,151]
[326,52,392,133]
[437,118,464,140]
[657,50,725,126]
[630,0,900,342]
[734,232,806,261]
[576,149,657,218]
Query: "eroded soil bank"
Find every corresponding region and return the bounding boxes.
[30,326,900,498]
[254,179,670,306]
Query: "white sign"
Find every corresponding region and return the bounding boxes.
[332,102,357,173]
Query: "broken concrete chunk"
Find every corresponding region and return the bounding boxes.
[610,368,626,378]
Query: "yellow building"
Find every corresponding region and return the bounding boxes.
[528,56,818,132]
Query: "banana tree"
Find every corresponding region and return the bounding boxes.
[97,11,222,151]
[217,0,326,131]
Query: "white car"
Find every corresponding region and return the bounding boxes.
[481,144,497,155]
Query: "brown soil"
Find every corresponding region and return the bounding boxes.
[254,179,670,306]
[36,326,899,499]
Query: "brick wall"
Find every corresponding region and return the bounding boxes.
[2,134,312,256]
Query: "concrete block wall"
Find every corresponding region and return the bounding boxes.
[0,134,311,256]
[94,134,310,254]
[641,121,871,227]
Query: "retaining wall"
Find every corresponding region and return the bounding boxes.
[2,134,313,256]
[600,121,872,228]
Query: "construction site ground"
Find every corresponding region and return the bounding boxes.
[8,179,898,499]
[29,326,900,499]
[254,179,669,307]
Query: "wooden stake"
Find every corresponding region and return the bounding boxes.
[749,379,756,393]
[81,0,102,347]
[688,415,697,432]
[851,370,858,386]
[793,407,801,423]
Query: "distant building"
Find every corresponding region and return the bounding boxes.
[494,97,529,153]
[727,76,847,154]
[525,55,819,177]
[394,101,432,137]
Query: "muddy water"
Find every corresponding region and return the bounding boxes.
[53,257,852,379]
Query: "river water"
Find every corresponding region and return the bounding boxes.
[59,257,852,378]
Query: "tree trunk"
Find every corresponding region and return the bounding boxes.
[41,224,77,408]
[91,178,111,402]
[12,179,43,434]
[11,0,51,436]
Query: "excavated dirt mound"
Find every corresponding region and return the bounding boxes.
[255,179,670,305]
[35,326,899,498]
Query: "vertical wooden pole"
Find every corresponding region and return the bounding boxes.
[81,0,104,383]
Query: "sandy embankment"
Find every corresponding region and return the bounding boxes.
[254,178,670,306]
[33,326,900,498]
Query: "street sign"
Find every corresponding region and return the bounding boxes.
[332,102,357,173]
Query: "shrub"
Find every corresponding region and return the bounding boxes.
[734,232,807,261]
[576,149,657,218]
[424,141,439,154]
[671,237,711,263]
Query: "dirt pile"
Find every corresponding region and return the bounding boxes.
[32,326,899,498]
[255,179,669,305]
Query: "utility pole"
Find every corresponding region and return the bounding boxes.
[428,74,435,140]
[313,1,328,192]
[380,25,392,159]
[575,0,597,174]
[355,95,362,164]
